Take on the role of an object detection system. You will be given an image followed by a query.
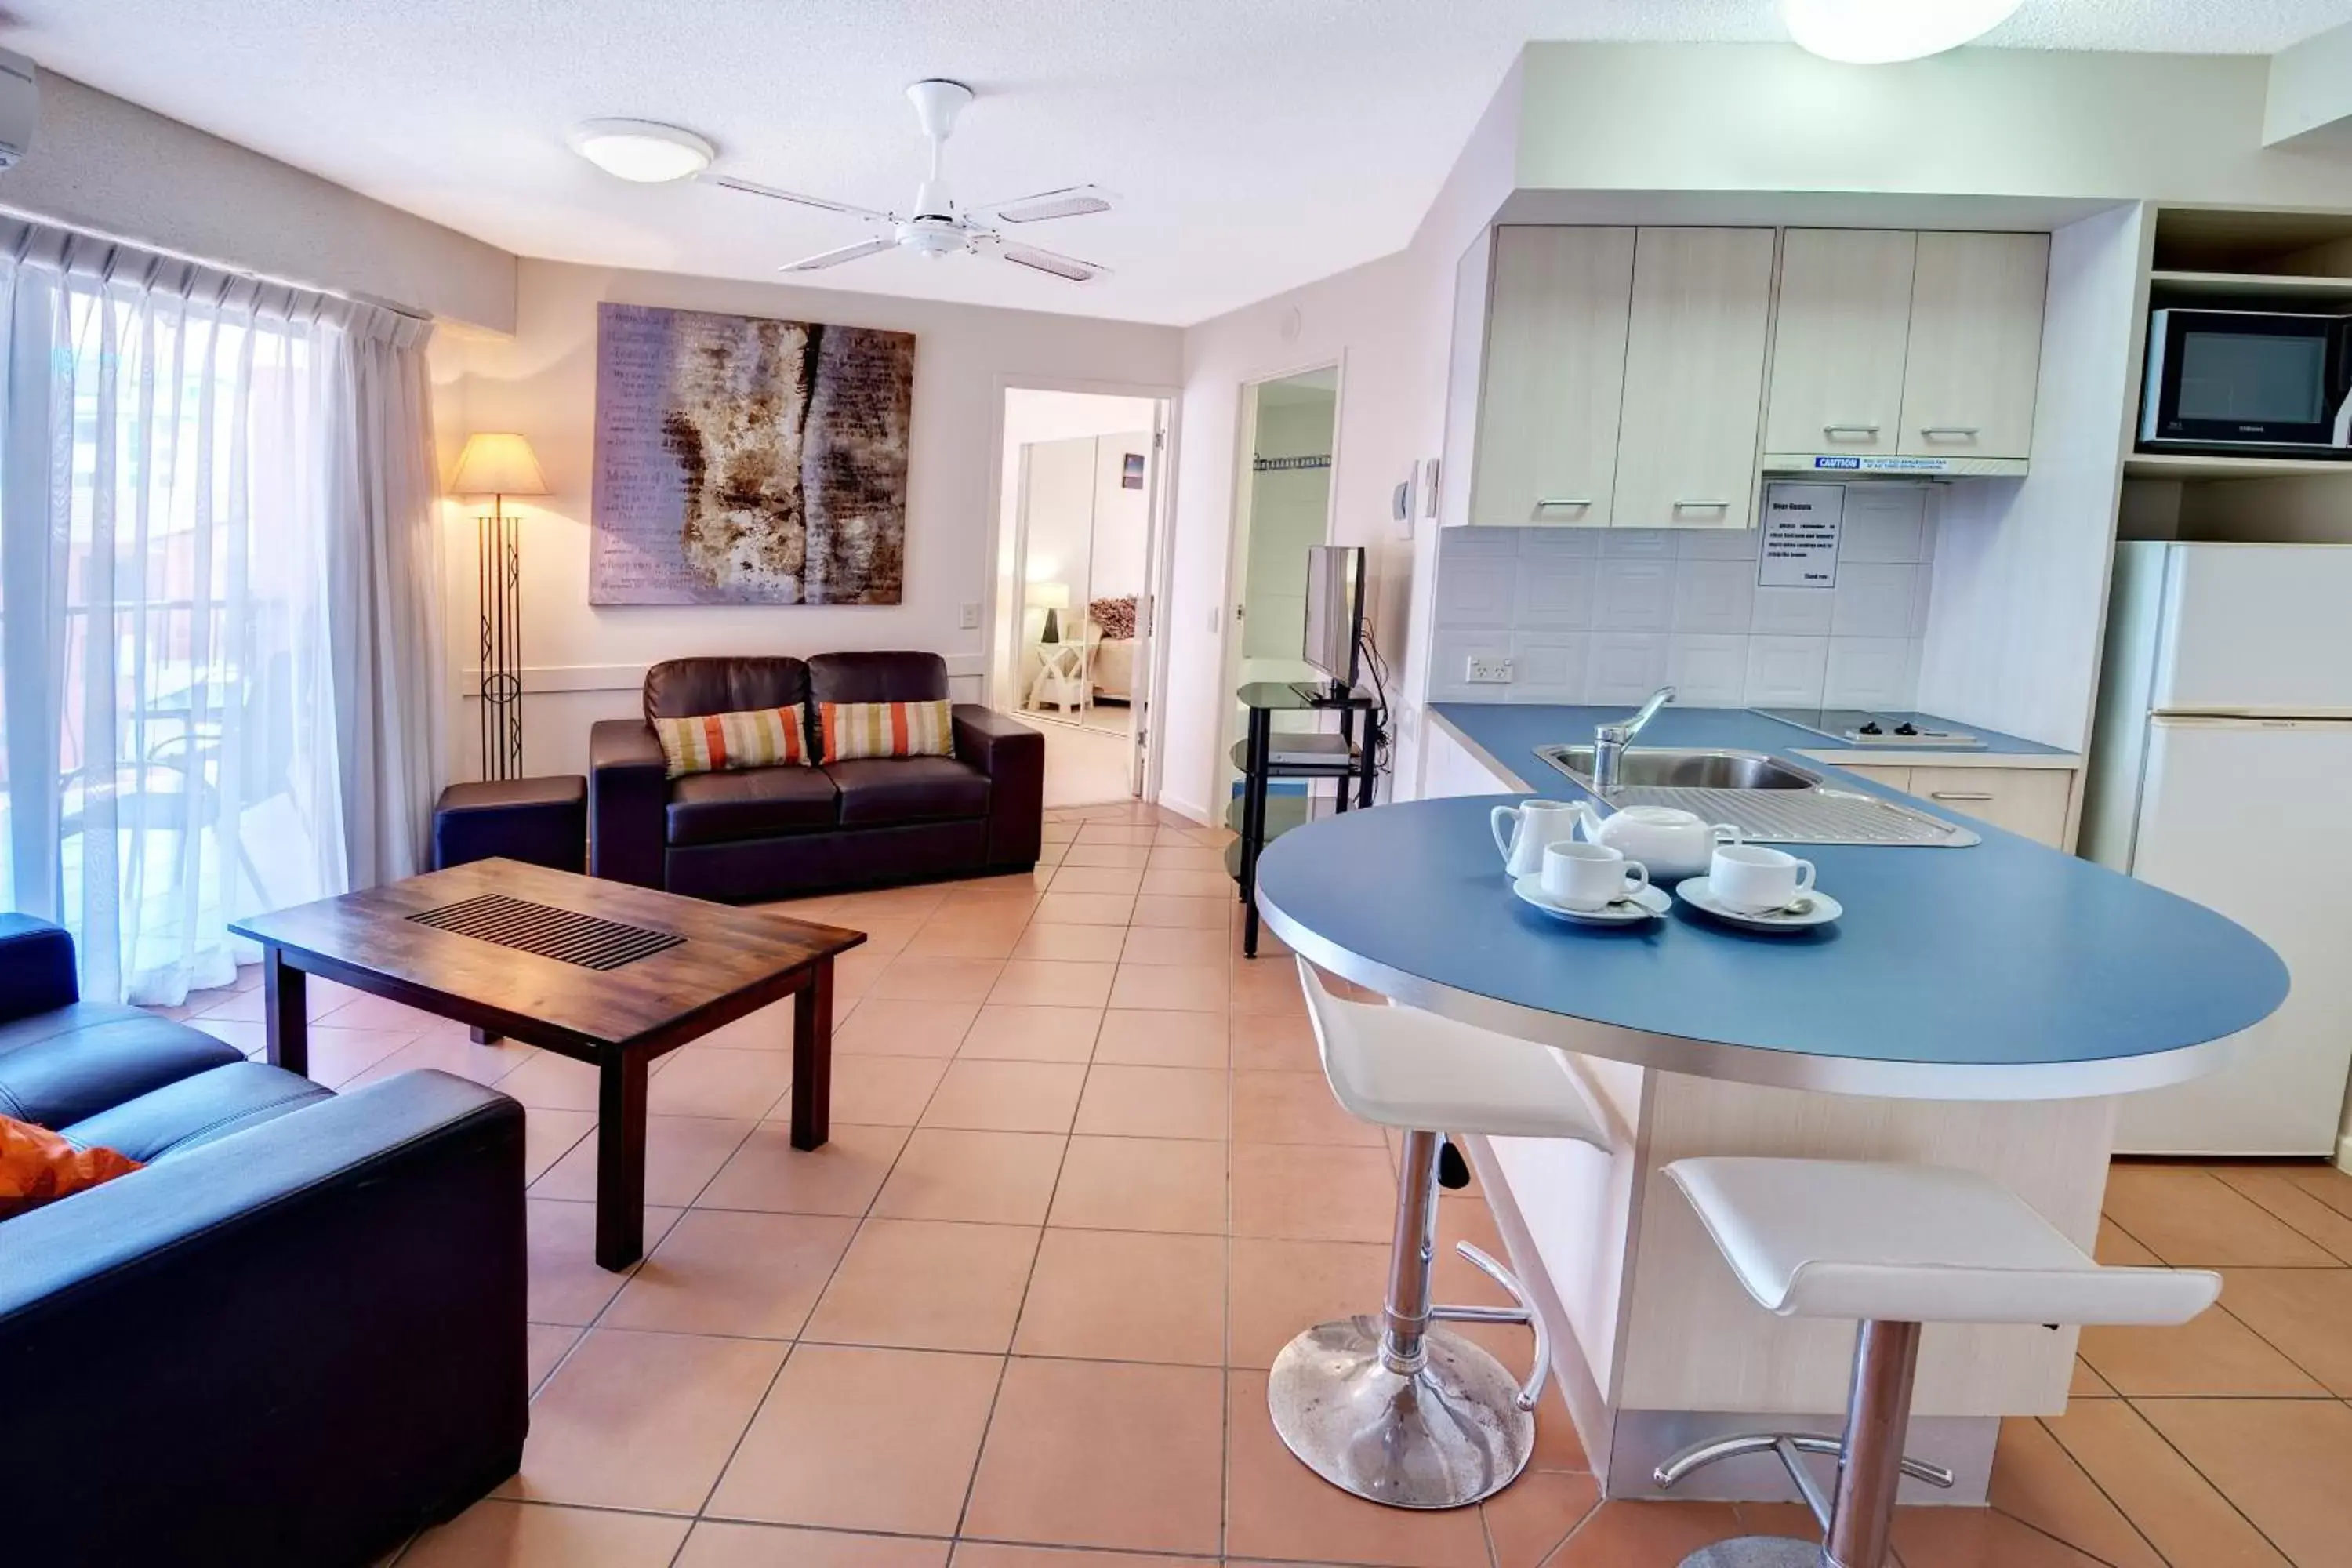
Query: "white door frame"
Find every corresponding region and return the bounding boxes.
[985,374,1182,807]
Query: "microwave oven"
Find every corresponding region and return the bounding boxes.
[2140,308,2352,455]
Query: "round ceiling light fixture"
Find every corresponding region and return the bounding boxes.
[566,119,715,183]
[1777,0,2024,64]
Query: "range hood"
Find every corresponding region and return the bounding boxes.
[1761,451,2027,480]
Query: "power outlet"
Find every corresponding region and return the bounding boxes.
[959,602,982,630]
[1465,654,1514,684]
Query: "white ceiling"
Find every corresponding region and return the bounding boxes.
[15,0,2352,326]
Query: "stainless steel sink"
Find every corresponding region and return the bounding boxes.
[1541,746,1819,792]
[1532,744,1980,848]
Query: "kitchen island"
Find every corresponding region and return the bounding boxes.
[1250,702,2286,1504]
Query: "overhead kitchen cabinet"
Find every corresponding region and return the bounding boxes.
[1764,229,1918,463]
[1466,225,1636,528]
[1611,226,1777,530]
[1899,231,2048,463]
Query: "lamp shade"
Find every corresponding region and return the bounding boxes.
[1025,581,1072,611]
[451,433,550,497]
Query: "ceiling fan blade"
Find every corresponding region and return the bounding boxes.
[975,184,1116,225]
[781,237,900,272]
[993,242,1110,283]
[711,174,895,226]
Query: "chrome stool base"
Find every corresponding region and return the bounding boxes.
[1676,1537,1823,1568]
[1267,1314,1534,1509]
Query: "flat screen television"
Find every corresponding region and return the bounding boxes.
[1298,544,1366,701]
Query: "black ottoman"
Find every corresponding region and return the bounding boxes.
[432,775,587,873]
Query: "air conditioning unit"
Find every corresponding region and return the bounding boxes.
[0,49,37,171]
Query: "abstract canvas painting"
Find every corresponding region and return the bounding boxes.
[590,301,916,604]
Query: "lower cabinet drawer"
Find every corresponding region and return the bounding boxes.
[1905,766,2074,848]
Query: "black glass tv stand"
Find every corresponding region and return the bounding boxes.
[1230,681,1379,959]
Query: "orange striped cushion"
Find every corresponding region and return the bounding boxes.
[652,706,811,778]
[817,699,954,763]
[1,1114,142,1220]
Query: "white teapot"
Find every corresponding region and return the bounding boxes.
[1572,802,1739,882]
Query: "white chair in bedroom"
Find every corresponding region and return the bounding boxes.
[1269,956,1614,1509]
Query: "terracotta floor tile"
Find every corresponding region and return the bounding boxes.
[1231,1142,1398,1242]
[342,1029,535,1091]
[873,1128,1068,1224]
[833,998,981,1058]
[2096,1216,2162,1265]
[1048,1134,1229,1234]
[1229,1010,1321,1072]
[1224,1370,1494,1566]
[829,1054,950,1125]
[1009,923,1128,963]
[501,1327,784,1513]
[1229,958,1311,1015]
[870,955,1006,1004]
[987,959,1116,1009]
[1484,1469,1602,1568]
[1232,1069,1384,1147]
[1984,1415,2165,1568]
[1127,894,1229,929]
[1073,1063,1230,1139]
[602,1209,858,1338]
[525,1200,682,1326]
[829,884,951,920]
[952,1548,1194,1568]
[521,1108,596,1185]
[1228,1236,1391,1367]
[647,1047,797,1120]
[1049,864,1146,895]
[1091,1008,1228,1069]
[498,1051,606,1112]
[677,1522,949,1568]
[1012,1228,1226,1365]
[934,880,1045,916]
[2212,1167,2352,1261]
[1138,867,1229,898]
[308,1025,434,1087]
[964,1358,1224,1554]
[2215,1267,2352,1396]
[1144,844,1229,875]
[2042,1400,2292,1568]
[1892,1508,2110,1568]
[1107,962,1227,1013]
[2137,1398,2352,1568]
[831,947,891,1001]
[816,913,921,956]
[804,1218,1040,1352]
[1544,1501,1745,1568]
[1057,841,1155,869]
[399,1500,691,1566]
[2282,1163,2352,1220]
[957,1004,1102,1062]
[1032,892,1137,926]
[2100,1166,2337,1266]
[1071,822,1156,844]
[313,989,445,1032]
[526,1323,580,1392]
[2071,1356,2118,1398]
[707,1344,1001,1536]
[919,1058,1087,1133]
[1119,924,1229,967]
[531,1115,754,1207]
[2078,1306,2329,1398]
[902,916,1025,960]
[696,1121,911,1217]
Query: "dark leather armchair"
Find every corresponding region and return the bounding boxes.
[0,914,528,1567]
[590,652,1044,902]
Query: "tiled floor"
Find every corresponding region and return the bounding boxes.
[163,800,2352,1567]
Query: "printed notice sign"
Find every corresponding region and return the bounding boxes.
[1759,483,1844,589]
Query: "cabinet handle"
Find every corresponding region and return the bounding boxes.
[1918,426,1981,439]
[1535,498,1593,510]
[1672,499,1731,510]
[1929,790,1994,802]
[1822,423,1882,437]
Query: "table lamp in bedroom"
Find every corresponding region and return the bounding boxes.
[1028,581,1072,644]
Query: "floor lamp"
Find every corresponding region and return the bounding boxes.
[450,433,550,782]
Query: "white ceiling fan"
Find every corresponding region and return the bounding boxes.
[710,80,1115,283]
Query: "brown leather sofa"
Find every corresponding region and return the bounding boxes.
[588,652,1044,902]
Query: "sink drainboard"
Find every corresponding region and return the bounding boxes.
[1532,768,1979,848]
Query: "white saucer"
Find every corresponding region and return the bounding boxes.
[1513,876,1672,926]
[1673,877,1842,933]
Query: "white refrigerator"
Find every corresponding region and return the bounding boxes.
[2082,542,2352,1156]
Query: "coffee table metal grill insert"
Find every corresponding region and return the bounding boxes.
[408,893,684,971]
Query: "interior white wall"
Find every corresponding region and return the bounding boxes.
[9,71,515,328]
[431,257,1180,782]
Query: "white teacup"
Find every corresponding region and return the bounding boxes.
[1491,799,1583,880]
[1709,842,1816,913]
[1541,840,1650,912]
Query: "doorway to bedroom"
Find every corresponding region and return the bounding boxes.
[992,387,1169,808]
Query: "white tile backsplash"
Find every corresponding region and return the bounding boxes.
[1430,520,1932,708]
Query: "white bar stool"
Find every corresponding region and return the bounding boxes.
[1654,1156,2221,1568]
[1271,958,1613,1509]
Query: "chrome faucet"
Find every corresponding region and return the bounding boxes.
[1592,684,1675,792]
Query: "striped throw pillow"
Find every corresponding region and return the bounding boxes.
[652,706,812,779]
[818,699,955,764]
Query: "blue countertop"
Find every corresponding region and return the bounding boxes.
[1253,706,2288,1100]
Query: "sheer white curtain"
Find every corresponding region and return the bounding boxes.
[0,221,443,1004]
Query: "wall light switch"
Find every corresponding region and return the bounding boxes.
[959,601,981,630]
[1466,655,1514,684]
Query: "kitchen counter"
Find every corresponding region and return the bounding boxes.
[1250,700,2286,1501]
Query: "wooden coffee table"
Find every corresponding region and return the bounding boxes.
[230,858,865,1269]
